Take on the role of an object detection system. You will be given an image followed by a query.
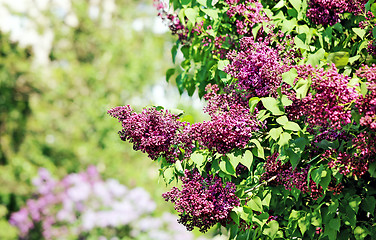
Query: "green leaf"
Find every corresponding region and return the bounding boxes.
[220,157,236,176]
[320,169,331,190]
[294,78,311,99]
[240,150,253,170]
[191,152,205,168]
[201,8,219,20]
[248,196,263,212]
[352,28,366,39]
[373,25,376,39]
[311,165,323,184]
[263,220,279,239]
[349,196,362,214]
[298,215,308,235]
[180,0,191,5]
[327,51,349,68]
[273,0,285,10]
[171,44,178,64]
[314,139,339,150]
[250,139,264,159]
[329,218,340,231]
[294,35,308,50]
[289,210,300,221]
[196,0,207,6]
[166,68,175,82]
[249,97,260,114]
[261,97,284,115]
[269,127,283,141]
[230,211,240,225]
[348,55,360,64]
[253,213,269,229]
[163,167,175,184]
[281,95,293,106]
[276,116,288,125]
[228,153,241,169]
[368,161,376,177]
[257,109,270,122]
[185,8,198,25]
[325,229,337,240]
[175,160,184,173]
[218,60,229,71]
[306,48,325,67]
[289,0,301,11]
[354,226,369,240]
[281,18,297,33]
[252,24,262,39]
[287,148,301,168]
[283,121,301,131]
[282,68,298,86]
[278,132,291,146]
[361,196,376,214]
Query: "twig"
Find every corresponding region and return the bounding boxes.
[244,175,277,194]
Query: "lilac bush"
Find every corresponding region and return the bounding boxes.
[108,0,376,239]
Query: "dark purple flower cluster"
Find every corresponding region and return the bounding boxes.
[356,64,376,129]
[225,37,291,97]
[368,40,376,57]
[109,86,262,160]
[154,0,188,41]
[225,0,269,35]
[260,153,323,199]
[307,0,367,26]
[288,64,359,131]
[162,169,240,233]
[325,131,376,177]
[190,84,261,154]
[108,105,192,162]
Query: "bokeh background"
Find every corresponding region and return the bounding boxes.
[0,0,215,239]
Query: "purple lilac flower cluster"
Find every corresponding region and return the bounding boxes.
[288,64,359,131]
[154,0,188,41]
[225,37,292,97]
[108,105,192,162]
[162,169,240,233]
[325,131,376,177]
[368,40,376,57]
[10,167,201,240]
[261,153,323,199]
[307,0,368,26]
[110,85,261,158]
[10,167,156,239]
[190,84,261,154]
[356,64,376,129]
[225,0,269,35]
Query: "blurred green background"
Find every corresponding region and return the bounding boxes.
[0,0,206,238]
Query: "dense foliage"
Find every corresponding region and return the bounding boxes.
[110,0,376,239]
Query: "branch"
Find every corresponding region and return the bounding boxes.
[244,175,277,194]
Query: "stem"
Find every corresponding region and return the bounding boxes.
[245,175,277,194]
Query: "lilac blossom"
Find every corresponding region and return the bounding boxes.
[108,105,193,162]
[224,0,269,35]
[307,0,368,26]
[190,84,261,154]
[287,64,359,131]
[162,169,240,233]
[153,0,188,41]
[10,167,200,239]
[225,37,293,97]
[356,64,376,129]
